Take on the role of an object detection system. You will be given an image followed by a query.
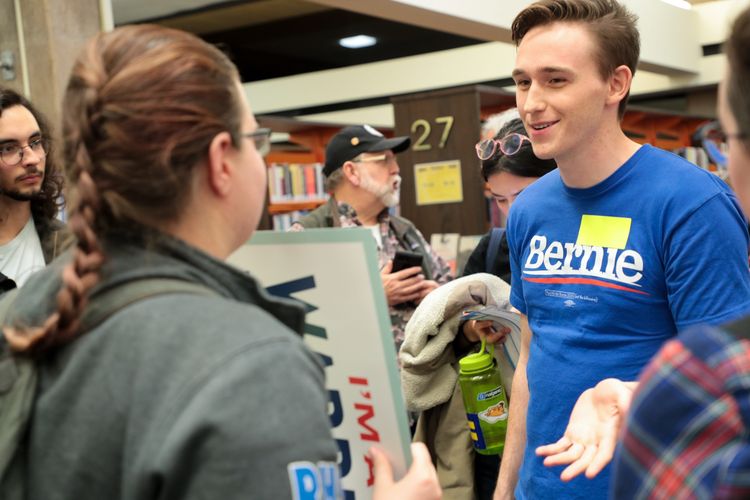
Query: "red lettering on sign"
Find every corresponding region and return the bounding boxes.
[354,403,380,442]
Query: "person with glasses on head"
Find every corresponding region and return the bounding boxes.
[291,125,452,357]
[463,111,557,286]
[0,87,67,290]
[0,26,442,500]
[458,110,556,387]
[407,111,556,500]
[495,1,750,499]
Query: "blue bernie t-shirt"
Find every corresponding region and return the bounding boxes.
[507,144,750,499]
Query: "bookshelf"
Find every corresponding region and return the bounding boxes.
[257,117,340,230]
[267,162,327,203]
[268,200,327,214]
[265,161,328,229]
[621,106,710,151]
[620,107,725,176]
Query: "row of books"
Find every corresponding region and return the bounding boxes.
[271,210,309,232]
[674,146,712,171]
[268,163,326,202]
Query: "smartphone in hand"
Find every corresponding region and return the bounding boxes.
[391,250,423,273]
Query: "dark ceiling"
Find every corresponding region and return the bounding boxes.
[125,0,715,120]
[201,8,484,82]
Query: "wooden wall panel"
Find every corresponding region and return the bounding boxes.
[392,86,488,239]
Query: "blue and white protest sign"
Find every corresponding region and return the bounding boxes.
[228,228,411,499]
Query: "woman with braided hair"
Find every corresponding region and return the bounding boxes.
[0,25,440,499]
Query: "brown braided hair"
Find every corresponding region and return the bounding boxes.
[3,24,243,353]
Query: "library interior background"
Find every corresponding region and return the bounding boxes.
[7,1,750,498]
[4,0,742,271]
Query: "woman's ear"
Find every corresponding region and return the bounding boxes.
[205,131,235,197]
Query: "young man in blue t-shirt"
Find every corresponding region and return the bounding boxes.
[494,1,750,499]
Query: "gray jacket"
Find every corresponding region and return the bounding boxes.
[6,231,338,500]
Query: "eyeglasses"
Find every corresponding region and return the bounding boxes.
[475,133,531,160]
[692,120,743,174]
[0,137,48,166]
[243,128,272,156]
[700,120,748,142]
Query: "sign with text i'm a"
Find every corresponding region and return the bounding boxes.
[228,228,411,500]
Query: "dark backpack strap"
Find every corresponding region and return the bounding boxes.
[485,228,506,273]
[0,273,15,295]
[721,314,750,341]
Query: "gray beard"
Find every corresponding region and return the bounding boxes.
[360,172,401,208]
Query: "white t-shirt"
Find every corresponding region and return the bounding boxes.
[0,217,45,287]
[367,225,382,250]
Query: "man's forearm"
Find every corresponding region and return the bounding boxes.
[494,361,529,500]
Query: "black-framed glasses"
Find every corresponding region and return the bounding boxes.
[0,137,48,166]
[475,133,531,160]
[700,120,748,142]
[243,128,272,156]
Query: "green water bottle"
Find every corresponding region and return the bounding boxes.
[458,338,508,455]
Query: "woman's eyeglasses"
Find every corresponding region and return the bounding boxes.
[475,133,531,160]
[243,128,272,156]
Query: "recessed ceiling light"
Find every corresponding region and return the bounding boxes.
[339,35,377,49]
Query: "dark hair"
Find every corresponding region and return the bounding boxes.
[727,6,750,146]
[0,87,64,226]
[481,118,557,181]
[511,0,639,119]
[3,25,243,354]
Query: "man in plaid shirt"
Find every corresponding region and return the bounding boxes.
[536,5,750,498]
[290,125,452,355]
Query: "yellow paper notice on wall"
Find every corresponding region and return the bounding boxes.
[576,215,631,249]
[414,160,463,205]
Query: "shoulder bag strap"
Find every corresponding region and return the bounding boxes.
[485,227,506,273]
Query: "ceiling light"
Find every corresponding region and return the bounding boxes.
[338,35,377,49]
[659,0,691,9]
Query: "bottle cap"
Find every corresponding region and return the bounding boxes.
[459,337,495,374]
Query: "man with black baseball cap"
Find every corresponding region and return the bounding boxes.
[291,124,451,355]
[322,124,412,177]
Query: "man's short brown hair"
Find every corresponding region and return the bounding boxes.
[512,0,639,119]
[727,6,750,145]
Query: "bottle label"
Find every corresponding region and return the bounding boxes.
[478,400,508,424]
[477,386,504,401]
[463,383,508,453]
[466,413,487,449]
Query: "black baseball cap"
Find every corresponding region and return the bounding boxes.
[323,125,411,176]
